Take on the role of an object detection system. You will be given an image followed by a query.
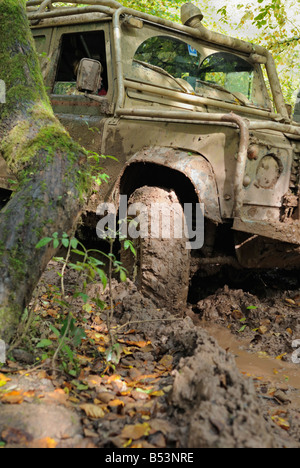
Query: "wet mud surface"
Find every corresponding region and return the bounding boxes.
[0,263,300,448]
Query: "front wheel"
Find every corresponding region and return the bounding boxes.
[121,186,191,311]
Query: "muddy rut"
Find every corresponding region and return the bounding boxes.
[0,263,300,448]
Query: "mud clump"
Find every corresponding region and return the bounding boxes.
[195,285,300,358]
[170,330,274,448]
[115,287,276,448]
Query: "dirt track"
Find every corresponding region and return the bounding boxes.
[0,263,300,448]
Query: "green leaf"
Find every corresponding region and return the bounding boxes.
[35,237,53,249]
[124,240,136,256]
[97,269,107,290]
[120,269,127,282]
[36,339,53,348]
[76,384,89,391]
[72,328,87,347]
[62,238,69,248]
[71,249,85,256]
[61,318,75,336]
[238,325,247,333]
[71,238,79,249]
[68,262,85,271]
[75,292,89,304]
[49,323,61,338]
[93,297,106,310]
[135,387,152,394]
[83,303,92,313]
[53,239,60,249]
[62,344,74,362]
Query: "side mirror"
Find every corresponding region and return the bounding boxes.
[76,58,102,94]
[286,103,292,118]
[293,91,300,123]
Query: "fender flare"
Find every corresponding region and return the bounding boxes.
[111,147,222,224]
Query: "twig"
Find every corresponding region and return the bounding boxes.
[60,237,73,298]
[52,238,73,373]
[116,317,183,331]
[52,312,72,370]
[107,239,115,346]
[8,301,37,354]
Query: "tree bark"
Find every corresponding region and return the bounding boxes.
[0,0,91,341]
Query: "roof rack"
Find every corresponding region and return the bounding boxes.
[26,0,123,24]
[26,0,122,10]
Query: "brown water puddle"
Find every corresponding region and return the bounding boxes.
[201,322,300,392]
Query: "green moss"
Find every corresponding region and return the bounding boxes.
[0,305,21,342]
[0,0,49,122]
[0,1,94,202]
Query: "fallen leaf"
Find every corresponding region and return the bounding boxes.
[131,440,156,448]
[23,390,36,401]
[257,351,270,359]
[0,374,11,387]
[121,422,151,440]
[150,390,164,397]
[44,388,68,405]
[28,437,57,448]
[274,390,291,404]
[1,427,33,445]
[149,418,174,436]
[118,339,152,348]
[276,353,287,360]
[123,329,136,335]
[37,370,50,380]
[131,389,150,401]
[232,309,243,320]
[96,391,115,403]
[94,333,110,343]
[159,355,173,369]
[122,438,133,448]
[285,298,296,306]
[1,391,24,404]
[271,415,290,431]
[86,374,102,389]
[258,325,268,335]
[83,428,98,438]
[80,403,105,419]
[108,399,125,408]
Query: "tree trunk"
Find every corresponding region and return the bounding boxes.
[0,0,91,341]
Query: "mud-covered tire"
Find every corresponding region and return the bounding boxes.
[121,186,190,311]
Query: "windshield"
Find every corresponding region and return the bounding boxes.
[130,35,270,108]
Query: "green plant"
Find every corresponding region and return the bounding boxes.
[35,228,136,373]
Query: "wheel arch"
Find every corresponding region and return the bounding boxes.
[110,147,222,224]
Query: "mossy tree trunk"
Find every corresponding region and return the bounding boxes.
[0,0,92,341]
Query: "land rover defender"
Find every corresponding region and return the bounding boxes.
[1,0,300,308]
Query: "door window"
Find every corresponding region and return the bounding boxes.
[53,30,108,96]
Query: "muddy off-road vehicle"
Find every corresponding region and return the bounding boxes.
[2,0,300,309]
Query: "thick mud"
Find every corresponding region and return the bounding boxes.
[115,280,300,448]
[1,263,300,448]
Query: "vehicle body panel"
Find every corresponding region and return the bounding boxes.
[1,1,300,267]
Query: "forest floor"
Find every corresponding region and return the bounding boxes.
[0,261,300,448]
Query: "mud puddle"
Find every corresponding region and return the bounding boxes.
[200,322,300,392]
